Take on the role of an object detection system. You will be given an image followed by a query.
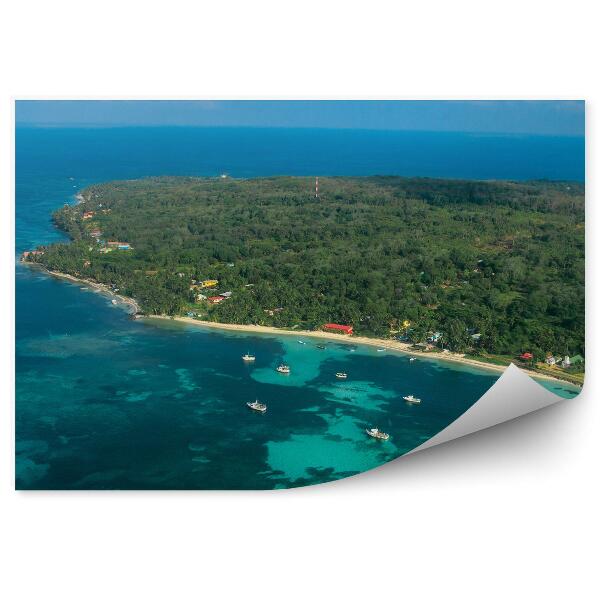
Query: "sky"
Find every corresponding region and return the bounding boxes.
[15,100,585,136]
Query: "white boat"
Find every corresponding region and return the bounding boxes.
[377,348,386,352]
[409,357,416,362]
[366,428,390,441]
[335,372,348,379]
[242,353,256,362]
[403,394,422,404]
[111,299,118,305]
[349,348,356,352]
[276,364,291,374]
[298,340,306,345]
[247,400,267,413]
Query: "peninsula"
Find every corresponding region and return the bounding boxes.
[23,175,585,385]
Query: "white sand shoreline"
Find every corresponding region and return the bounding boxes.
[144,315,580,387]
[22,263,580,389]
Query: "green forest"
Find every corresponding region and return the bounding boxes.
[26,175,585,364]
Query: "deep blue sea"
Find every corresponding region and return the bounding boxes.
[15,127,583,489]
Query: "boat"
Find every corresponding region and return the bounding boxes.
[247,400,267,413]
[298,340,306,345]
[377,348,386,352]
[366,428,390,440]
[349,348,356,352]
[242,353,256,362]
[335,372,348,379]
[276,364,291,374]
[403,394,422,404]
[111,299,117,305]
[316,345,326,350]
[409,357,416,362]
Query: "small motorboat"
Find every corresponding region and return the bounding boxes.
[377,348,386,352]
[316,345,326,350]
[335,372,348,379]
[403,394,422,404]
[409,357,416,362]
[366,428,390,441]
[247,400,267,413]
[242,353,256,362]
[276,364,291,374]
[298,340,306,345]
[111,299,118,305]
[349,348,356,352]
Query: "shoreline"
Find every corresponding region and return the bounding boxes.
[48,271,141,314]
[144,315,580,387]
[25,263,141,314]
[23,264,580,389]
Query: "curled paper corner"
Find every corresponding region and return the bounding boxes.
[408,363,568,455]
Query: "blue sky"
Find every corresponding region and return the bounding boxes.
[15,100,584,136]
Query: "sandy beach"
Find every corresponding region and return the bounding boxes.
[26,264,578,388]
[144,315,579,386]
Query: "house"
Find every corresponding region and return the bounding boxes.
[106,241,132,250]
[82,211,94,219]
[322,323,354,335]
[207,296,225,304]
[570,354,584,365]
[220,291,232,298]
[545,355,556,366]
[90,229,102,238]
[200,279,219,288]
[427,331,443,343]
[562,355,571,367]
[520,352,534,360]
[195,293,207,301]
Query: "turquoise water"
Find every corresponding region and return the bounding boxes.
[15,127,582,489]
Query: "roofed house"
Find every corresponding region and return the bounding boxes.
[82,211,94,219]
[107,241,132,250]
[207,296,225,304]
[519,352,534,360]
[322,323,354,335]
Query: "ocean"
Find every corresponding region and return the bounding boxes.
[15,127,583,489]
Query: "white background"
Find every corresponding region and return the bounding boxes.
[0,1,597,599]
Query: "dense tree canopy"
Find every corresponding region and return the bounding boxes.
[28,176,584,359]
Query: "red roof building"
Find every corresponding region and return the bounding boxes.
[322,323,354,335]
[520,352,534,360]
[207,296,225,304]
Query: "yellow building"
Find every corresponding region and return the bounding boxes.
[200,279,219,288]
